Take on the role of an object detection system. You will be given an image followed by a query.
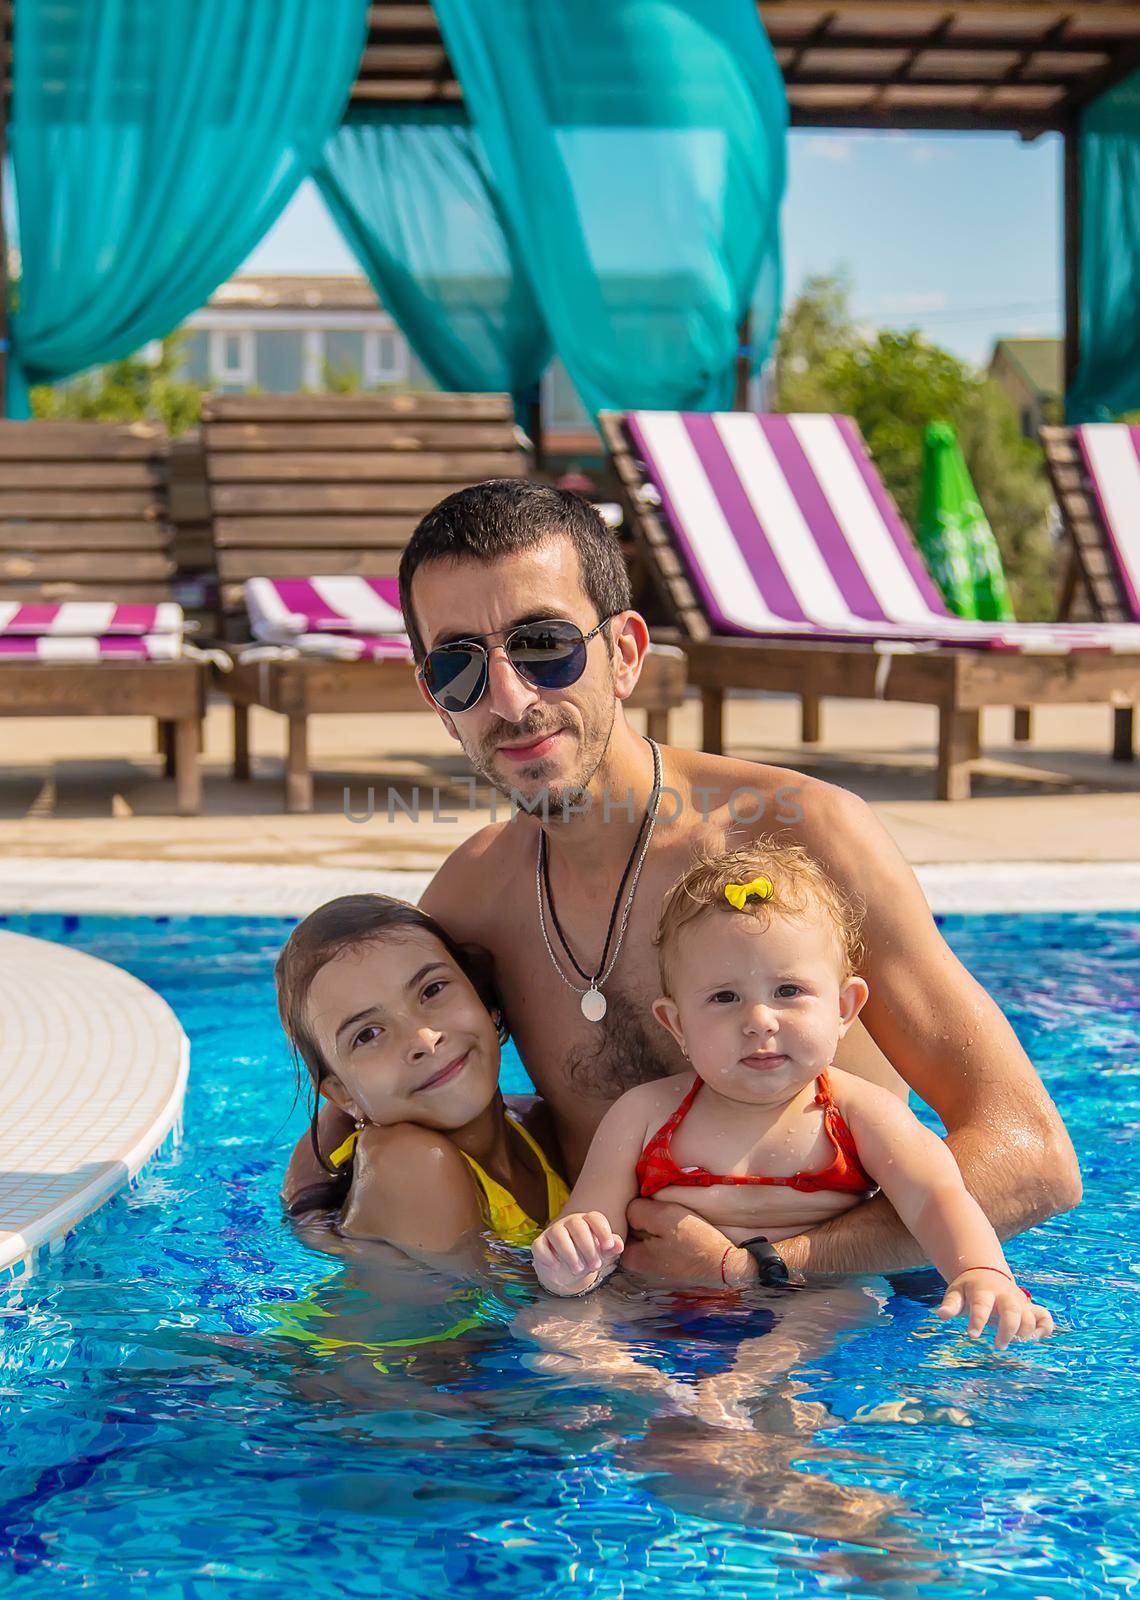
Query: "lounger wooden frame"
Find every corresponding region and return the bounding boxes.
[0,421,204,813]
[199,393,685,812]
[601,411,1140,801]
[1041,424,1135,761]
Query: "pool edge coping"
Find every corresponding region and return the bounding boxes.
[0,932,190,1282]
[0,856,1138,916]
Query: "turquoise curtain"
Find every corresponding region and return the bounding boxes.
[1068,66,1140,422]
[316,107,552,413]
[5,0,368,417]
[432,0,786,417]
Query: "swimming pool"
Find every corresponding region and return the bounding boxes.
[0,908,1136,1598]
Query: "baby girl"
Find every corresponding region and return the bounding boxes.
[532,843,1054,1351]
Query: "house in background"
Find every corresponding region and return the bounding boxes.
[179,276,413,395]
[988,337,1062,439]
[176,274,599,459]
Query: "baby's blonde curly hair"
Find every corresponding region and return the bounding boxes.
[655,840,865,995]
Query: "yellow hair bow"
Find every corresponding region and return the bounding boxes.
[724,875,774,911]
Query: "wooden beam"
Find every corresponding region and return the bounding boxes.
[788,104,1055,132]
[779,34,1122,61]
[734,310,752,410]
[1062,35,1140,115]
[346,1,1140,134]
[758,4,1140,39]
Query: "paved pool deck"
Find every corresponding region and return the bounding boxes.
[1,691,1137,876]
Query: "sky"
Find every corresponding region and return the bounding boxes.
[241,127,1062,372]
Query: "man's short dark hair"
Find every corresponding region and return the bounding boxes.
[398,478,632,663]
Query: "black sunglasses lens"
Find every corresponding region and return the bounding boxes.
[424,646,486,712]
[507,622,588,688]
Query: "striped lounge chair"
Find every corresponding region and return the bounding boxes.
[0,421,209,813]
[601,410,1140,800]
[1043,423,1140,762]
[198,393,685,812]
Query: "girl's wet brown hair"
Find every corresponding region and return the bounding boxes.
[275,894,506,1181]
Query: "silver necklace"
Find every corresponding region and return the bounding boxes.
[536,737,662,1023]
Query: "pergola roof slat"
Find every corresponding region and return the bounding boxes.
[345,2,1140,133]
[3,3,1139,135]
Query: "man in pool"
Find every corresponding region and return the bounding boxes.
[284,479,1081,1286]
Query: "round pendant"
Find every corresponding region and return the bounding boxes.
[581,986,608,1023]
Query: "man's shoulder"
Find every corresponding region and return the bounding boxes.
[666,747,873,848]
[419,816,528,930]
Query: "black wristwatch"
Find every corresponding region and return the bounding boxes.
[739,1235,793,1287]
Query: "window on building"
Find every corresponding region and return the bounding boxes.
[180,332,210,385]
[363,328,409,387]
[323,330,365,390]
[208,328,255,390]
[255,330,304,393]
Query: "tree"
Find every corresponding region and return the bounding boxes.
[30,337,206,436]
[774,269,859,408]
[774,276,1057,619]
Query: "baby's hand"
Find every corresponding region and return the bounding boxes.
[532,1212,623,1296]
[938,1268,1054,1350]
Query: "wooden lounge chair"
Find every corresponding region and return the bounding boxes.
[601,409,1140,800]
[0,420,205,813]
[1042,423,1140,761]
[199,392,685,811]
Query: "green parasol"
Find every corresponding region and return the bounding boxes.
[917,421,1015,621]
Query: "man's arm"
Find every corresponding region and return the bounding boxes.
[283,1103,354,1214]
[775,784,1081,1275]
[625,783,1080,1284]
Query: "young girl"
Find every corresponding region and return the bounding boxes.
[276,894,569,1257]
[532,844,1056,1352]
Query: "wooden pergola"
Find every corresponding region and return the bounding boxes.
[351,1,1140,397]
[4,1,1140,399]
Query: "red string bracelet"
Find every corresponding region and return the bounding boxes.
[720,1245,734,1285]
[960,1265,1033,1301]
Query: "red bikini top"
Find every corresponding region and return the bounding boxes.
[635,1070,878,1199]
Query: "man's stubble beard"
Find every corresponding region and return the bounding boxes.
[460,673,618,811]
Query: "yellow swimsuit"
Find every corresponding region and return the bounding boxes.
[329,1112,569,1247]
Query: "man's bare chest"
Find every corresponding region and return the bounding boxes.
[469,828,720,1149]
[499,932,681,1104]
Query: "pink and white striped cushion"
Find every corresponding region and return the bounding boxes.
[287,632,413,662]
[0,634,183,662]
[245,577,404,642]
[237,632,413,664]
[627,411,1140,654]
[1075,424,1140,620]
[0,601,183,637]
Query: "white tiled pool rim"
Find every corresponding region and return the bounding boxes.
[0,856,1138,917]
[0,930,189,1279]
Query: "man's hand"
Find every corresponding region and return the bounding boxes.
[623,1199,770,1287]
[532,1212,623,1297]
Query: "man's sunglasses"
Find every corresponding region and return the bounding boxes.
[420,615,617,715]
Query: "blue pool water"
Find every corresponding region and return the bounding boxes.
[0,908,1137,1598]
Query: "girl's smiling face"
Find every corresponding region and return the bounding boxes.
[305,928,502,1131]
[652,908,868,1107]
